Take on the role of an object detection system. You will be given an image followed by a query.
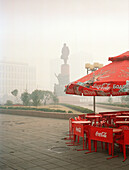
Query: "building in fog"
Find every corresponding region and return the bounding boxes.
[0,61,36,104]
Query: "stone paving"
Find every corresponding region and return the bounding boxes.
[0,114,129,170]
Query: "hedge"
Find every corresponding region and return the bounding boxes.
[0,106,66,113]
[59,103,94,113]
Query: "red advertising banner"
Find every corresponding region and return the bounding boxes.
[73,124,84,137]
[89,126,113,143]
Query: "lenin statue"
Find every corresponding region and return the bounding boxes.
[61,43,70,64]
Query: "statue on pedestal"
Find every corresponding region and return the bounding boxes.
[54,43,70,96]
[61,43,70,64]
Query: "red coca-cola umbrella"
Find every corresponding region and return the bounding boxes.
[65,51,129,100]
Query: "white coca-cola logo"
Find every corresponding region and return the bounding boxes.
[76,127,81,133]
[95,131,107,138]
[93,83,111,90]
[113,84,126,90]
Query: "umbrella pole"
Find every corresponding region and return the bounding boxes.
[93,96,96,113]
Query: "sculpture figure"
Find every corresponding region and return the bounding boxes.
[61,43,70,64]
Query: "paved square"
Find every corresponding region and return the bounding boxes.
[0,114,129,170]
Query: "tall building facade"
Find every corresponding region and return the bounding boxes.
[0,61,36,104]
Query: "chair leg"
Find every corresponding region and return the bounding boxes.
[86,138,88,148]
[107,143,118,160]
[123,144,126,162]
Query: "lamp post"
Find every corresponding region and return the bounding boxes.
[85,62,103,113]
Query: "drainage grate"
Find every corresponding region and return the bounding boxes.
[50,146,70,153]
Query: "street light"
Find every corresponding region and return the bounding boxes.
[85,62,103,113]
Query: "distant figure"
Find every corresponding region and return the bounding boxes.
[55,73,62,84]
[61,43,70,64]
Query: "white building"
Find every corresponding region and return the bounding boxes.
[0,61,36,104]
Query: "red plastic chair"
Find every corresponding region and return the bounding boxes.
[115,129,129,161]
[68,122,88,149]
[78,114,86,119]
[75,117,79,121]
[73,116,88,146]
[99,118,107,127]
[102,116,116,128]
[114,125,129,143]
[114,125,129,141]
[64,118,75,140]
[99,117,109,127]
[85,126,117,159]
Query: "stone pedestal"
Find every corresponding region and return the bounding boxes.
[61,64,69,76]
[54,64,70,96]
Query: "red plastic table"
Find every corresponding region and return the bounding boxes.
[116,116,129,121]
[107,128,122,158]
[112,128,122,133]
[72,121,91,124]
[86,126,122,157]
[85,115,102,126]
[102,114,118,126]
[121,112,129,115]
[115,121,129,126]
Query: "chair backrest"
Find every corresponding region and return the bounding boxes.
[124,130,129,145]
[70,118,75,122]
[78,114,85,119]
[69,118,75,130]
[75,117,79,121]
[73,123,84,137]
[78,116,82,120]
[89,126,113,143]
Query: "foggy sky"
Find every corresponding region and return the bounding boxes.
[0,0,129,91]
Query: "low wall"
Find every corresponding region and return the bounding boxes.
[0,109,79,120]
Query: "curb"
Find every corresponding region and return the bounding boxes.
[97,104,129,111]
[0,109,79,120]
